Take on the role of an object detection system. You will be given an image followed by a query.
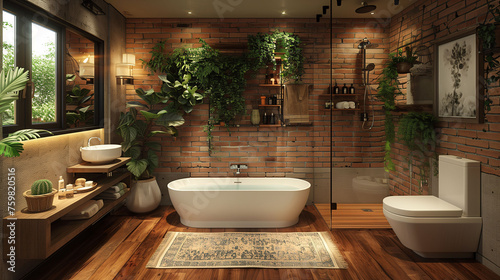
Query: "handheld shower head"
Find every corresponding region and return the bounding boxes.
[356,2,377,14]
[363,63,375,72]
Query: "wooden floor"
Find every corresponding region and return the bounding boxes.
[22,205,499,280]
[315,203,392,229]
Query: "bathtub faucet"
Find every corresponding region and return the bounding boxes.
[230,164,248,175]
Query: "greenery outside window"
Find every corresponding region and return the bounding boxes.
[2,0,103,136]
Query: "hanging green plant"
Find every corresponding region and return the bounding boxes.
[477,0,500,124]
[248,30,304,82]
[397,112,438,193]
[139,39,250,153]
[140,40,169,75]
[376,53,402,172]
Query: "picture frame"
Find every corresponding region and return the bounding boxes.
[434,28,484,123]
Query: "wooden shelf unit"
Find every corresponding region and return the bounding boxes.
[3,158,131,259]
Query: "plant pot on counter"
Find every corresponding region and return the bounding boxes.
[126,176,161,213]
[23,189,58,212]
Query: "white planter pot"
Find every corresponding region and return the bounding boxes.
[126,176,161,213]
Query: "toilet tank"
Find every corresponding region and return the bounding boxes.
[438,155,481,217]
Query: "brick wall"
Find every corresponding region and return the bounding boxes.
[388,0,500,195]
[125,18,388,181]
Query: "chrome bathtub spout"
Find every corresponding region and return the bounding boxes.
[87,136,101,147]
[230,164,248,175]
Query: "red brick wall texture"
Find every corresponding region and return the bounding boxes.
[125,0,499,196]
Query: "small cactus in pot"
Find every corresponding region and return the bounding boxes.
[24,179,57,212]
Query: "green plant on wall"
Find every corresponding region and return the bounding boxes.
[477,0,500,124]
[138,31,304,154]
[248,30,304,83]
[397,112,438,193]
[376,54,402,172]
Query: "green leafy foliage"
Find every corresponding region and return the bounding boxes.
[248,30,304,83]
[477,0,500,123]
[66,78,95,127]
[0,67,29,114]
[376,55,402,172]
[397,112,438,192]
[0,129,52,157]
[117,85,186,180]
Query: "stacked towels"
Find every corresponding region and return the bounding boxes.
[94,182,128,200]
[61,199,104,220]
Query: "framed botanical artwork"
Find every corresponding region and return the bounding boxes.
[434,28,484,123]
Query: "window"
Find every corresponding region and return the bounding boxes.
[2,0,103,135]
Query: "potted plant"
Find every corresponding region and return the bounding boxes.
[392,47,418,74]
[117,72,204,213]
[397,112,438,193]
[0,67,51,157]
[23,179,57,212]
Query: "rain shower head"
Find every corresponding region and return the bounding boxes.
[356,2,376,14]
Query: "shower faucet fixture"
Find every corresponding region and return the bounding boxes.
[230,164,248,175]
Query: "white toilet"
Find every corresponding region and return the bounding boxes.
[383,155,482,258]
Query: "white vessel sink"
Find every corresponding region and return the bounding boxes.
[80,144,122,164]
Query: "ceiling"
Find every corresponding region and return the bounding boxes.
[106,0,416,19]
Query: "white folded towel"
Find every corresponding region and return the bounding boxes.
[61,199,104,220]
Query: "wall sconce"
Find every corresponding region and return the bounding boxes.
[116,54,135,85]
[79,55,94,84]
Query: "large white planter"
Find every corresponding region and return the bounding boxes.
[126,176,161,213]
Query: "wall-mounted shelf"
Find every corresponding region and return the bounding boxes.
[331,108,361,111]
[3,160,131,259]
[259,84,282,87]
[67,157,130,174]
[259,104,281,108]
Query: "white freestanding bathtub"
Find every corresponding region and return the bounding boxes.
[167,177,311,228]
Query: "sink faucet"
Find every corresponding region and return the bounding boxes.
[87,137,101,147]
[230,164,248,175]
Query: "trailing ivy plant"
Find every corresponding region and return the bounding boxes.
[248,30,304,83]
[477,0,500,124]
[140,40,169,75]
[376,53,402,172]
[397,112,438,193]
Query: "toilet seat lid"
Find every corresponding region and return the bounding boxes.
[383,195,463,217]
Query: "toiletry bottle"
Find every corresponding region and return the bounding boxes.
[260,95,266,105]
[268,96,273,105]
[58,188,66,200]
[349,84,355,94]
[66,184,74,198]
[58,176,65,200]
[342,83,348,94]
[333,82,340,94]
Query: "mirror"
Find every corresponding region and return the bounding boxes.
[64,29,96,129]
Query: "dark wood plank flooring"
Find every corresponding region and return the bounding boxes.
[21,205,500,280]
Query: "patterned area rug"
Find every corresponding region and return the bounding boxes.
[147,232,347,269]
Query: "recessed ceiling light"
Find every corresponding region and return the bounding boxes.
[370,12,374,15]
[281,11,286,15]
[187,11,192,15]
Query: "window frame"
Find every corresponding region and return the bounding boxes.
[2,0,104,137]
